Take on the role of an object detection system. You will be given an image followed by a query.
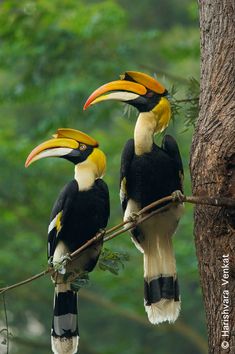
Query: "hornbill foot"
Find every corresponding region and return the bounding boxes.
[171,190,185,203]
[98,228,106,237]
[93,228,106,245]
[54,253,71,274]
[127,212,139,223]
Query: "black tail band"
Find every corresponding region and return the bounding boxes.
[54,290,77,316]
[144,276,180,305]
[52,290,79,338]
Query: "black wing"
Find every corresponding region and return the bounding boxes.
[48,179,110,261]
[161,134,184,192]
[95,179,110,228]
[47,180,78,260]
[119,139,135,213]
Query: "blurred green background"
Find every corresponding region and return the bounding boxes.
[0,1,206,353]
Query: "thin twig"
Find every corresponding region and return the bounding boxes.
[175,98,199,103]
[104,204,171,242]
[185,195,235,208]
[104,194,176,238]
[70,232,106,260]
[0,193,234,295]
[0,269,52,295]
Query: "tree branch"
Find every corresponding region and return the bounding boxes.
[0,270,52,295]
[0,192,234,295]
[175,98,199,103]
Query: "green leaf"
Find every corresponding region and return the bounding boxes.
[98,247,129,276]
[71,272,90,292]
[169,77,199,129]
[184,77,200,128]
[62,271,74,283]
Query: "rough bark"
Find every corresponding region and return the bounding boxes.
[190,1,235,353]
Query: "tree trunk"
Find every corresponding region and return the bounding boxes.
[190,1,235,353]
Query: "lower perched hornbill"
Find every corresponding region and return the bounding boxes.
[25,128,110,354]
[84,71,184,324]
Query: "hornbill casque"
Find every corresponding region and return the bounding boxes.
[84,71,184,325]
[25,128,110,354]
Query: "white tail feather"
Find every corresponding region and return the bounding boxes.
[124,200,183,325]
[140,207,183,324]
[143,225,176,278]
[52,336,78,354]
[51,243,79,354]
[145,299,180,324]
[51,283,79,354]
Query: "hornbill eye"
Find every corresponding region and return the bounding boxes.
[146,91,154,98]
[79,144,87,151]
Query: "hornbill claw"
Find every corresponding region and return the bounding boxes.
[171,190,184,203]
[99,228,106,237]
[127,212,139,223]
[54,253,71,274]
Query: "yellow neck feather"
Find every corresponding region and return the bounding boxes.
[74,148,106,191]
[74,160,96,191]
[134,97,171,155]
[134,112,156,155]
[152,97,171,133]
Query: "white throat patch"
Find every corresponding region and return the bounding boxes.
[74,160,96,191]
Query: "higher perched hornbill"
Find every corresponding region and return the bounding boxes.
[25,128,110,354]
[84,71,184,324]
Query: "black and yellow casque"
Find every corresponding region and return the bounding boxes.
[84,71,184,325]
[26,128,110,354]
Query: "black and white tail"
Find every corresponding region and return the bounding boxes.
[51,283,79,354]
[143,229,180,324]
[136,206,182,324]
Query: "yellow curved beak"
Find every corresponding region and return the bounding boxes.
[25,138,79,167]
[83,80,147,110]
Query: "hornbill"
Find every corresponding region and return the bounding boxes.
[84,71,184,324]
[25,128,110,354]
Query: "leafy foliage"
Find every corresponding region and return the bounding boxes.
[170,77,200,129]
[71,272,90,292]
[98,247,129,275]
[184,77,200,128]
